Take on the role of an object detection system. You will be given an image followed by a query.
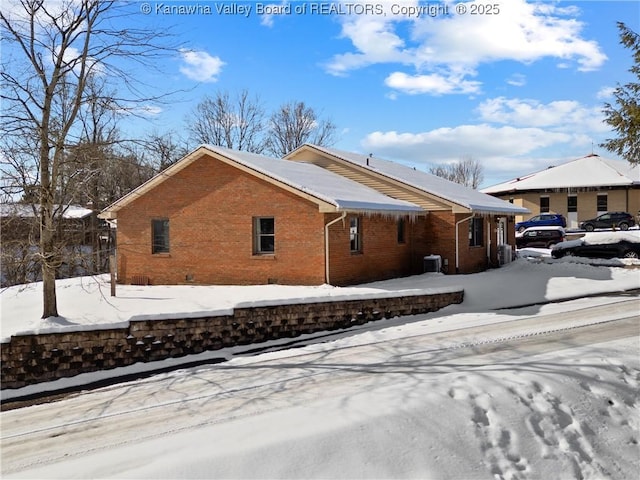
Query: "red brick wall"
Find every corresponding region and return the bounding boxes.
[115,153,515,285]
[117,154,327,285]
[116,155,433,286]
[326,214,421,285]
[422,212,513,274]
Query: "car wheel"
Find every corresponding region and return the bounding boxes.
[584,224,595,232]
[622,250,639,259]
[619,222,629,231]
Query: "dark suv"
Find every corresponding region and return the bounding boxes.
[516,227,566,249]
[515,213,567,233]
[580,212,636,231]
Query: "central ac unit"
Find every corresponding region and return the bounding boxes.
[423,254,442,273]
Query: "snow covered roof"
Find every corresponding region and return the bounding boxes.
[290,144,529,215]
[0,204,93,219]
[101,145,425,218]
[481,154,640,194]
[207,146,425,214]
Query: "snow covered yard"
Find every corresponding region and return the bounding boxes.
[1,258,639,479]
[2,257,639,342]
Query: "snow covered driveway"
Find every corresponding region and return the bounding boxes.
[2,296,638,480]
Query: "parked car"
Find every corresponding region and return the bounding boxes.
[515,214,566,233]
[579,212,636,231]
[515,227,566,249]
[551,232,640,259]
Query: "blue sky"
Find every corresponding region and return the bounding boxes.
[56,1,640,187]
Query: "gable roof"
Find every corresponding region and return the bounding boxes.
[481,154,640,194]
[287,144,529,215]
[100,145,425,219]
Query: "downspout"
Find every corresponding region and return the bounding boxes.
[487,218,491,265]
[325,212,347,284]
[455,213,475,274]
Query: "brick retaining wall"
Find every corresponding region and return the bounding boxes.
[1,290,463,390]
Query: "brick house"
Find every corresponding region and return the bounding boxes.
[481,154,640,229]
[100,144,527,286]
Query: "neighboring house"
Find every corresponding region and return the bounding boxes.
[481,154,640,229]
[0,203,111,286]
[100,144,528,286]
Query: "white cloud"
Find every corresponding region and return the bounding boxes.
[506,74,527,87]
[477,97,608,132]
[259,1,290,27]
[384,71,481,95]
[409,1,606,71]
[2,0,83,32]
[325,0,606,93]
[54,45,103,77]
[362,125,571,164]
[597,86,616,99]
[179,49,225,82]
[358,116,612,186]
[357,95,613,182]
[325,14,413,76]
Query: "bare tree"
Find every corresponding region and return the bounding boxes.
[1,0,176,317]
[187,90,266,153]
[265,101,338,157]
[144,130,189,170]
[429,156,484,189]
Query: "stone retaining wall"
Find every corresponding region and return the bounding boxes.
[1,290,463,390]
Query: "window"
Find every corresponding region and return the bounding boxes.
[469,217,484,247]
[567,196,577,213]
[597,194,608,212]
[540,196,550,213]
[350,216,362,253]
[397,218,406,244]
[254,217,275,254]
[152,219,170,254]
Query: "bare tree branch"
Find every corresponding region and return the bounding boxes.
[430,156,484,189]
[1,0,179,317]
[187,90,267,153]
[265,101,337,157]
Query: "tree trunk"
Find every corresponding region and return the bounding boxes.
[40,209,59,318]
[40,140,59,318]
[41,261,58,318]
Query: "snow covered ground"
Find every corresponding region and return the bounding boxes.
[1,257,639,479]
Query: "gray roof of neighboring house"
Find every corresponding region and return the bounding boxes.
[0,204,93,219]
[297,144,529,215]
[481,154,640,194]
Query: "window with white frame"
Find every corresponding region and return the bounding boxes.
[350,216,362,253]
[254,217,275,254]
[469,217,484,247]
[540,196,550,213]
[597,194,608,212]
[152,219,170,254]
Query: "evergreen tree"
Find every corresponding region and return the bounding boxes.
[601,23,640,165]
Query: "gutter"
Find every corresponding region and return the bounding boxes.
[325,212,347,284]
[455,213,475,274]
